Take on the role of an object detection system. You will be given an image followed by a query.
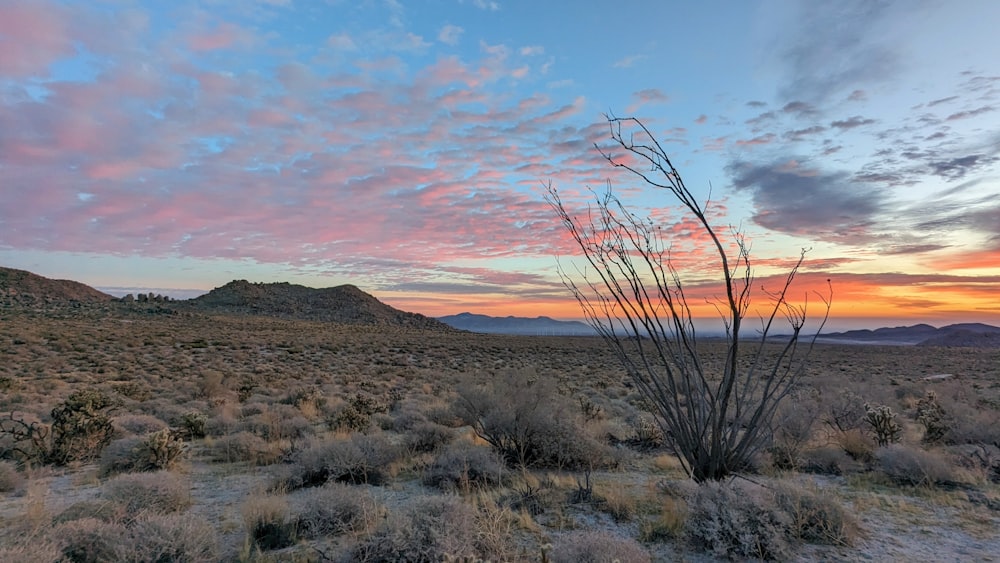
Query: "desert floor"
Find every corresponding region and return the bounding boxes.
[1,306,998,561]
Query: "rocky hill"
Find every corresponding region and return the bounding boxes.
[185,280,453,330]
[0,266,113,305]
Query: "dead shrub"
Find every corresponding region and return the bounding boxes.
[402,421,454,454]
[454,371,612,470]
[0,459,24,493]
[284,433,399,489]
[98,429,185,477]
[835,429,875,464]
[351,496,484,562]
[773,483,859,546]
[799,445,858,476]
[100,471,192,517]
[296,482,380,538]
[550,529,651,563]
[113,414,168,437]
[55,517,126,563]
[876,444,964,487]
[422,443,506,491]
[209,431,283,465]
[242,494,297,552]
[115,513,218,562]
[685,481,791,561]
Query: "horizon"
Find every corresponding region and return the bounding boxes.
[2,1,999,327]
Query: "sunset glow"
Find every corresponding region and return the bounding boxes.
[2,1,998,329]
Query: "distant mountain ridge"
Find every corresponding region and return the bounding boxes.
[0,266,113,305]
[438,312,596,335]
[821,323,1000,347]
[185,279,452,330]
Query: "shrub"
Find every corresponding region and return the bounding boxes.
[242,494,297,551]
[454,371,612,470]
[49,389,119,464]
[284,433,398,489]
[113,414,168,437]
[550,529,651,563]
[916,391,948,443]
[297,483,380,538]
[638,496,687,542]
[101,471,192,517]
[209,431,283,465]
[329,393,389,432]
[351,496,482,562]
[773,483,859,546]
[768,396,818,470]
[423,443,506,491]
[877,444,963,487]
[836,428,875,464]
[799,445,858,476]
[403,421,454,454]
[863,404,902,447]
[98,429,185,477]
[685,481,791,561]
[0,459,24,493]
[177,411,208,440]
[115,513,218,562]
[55,517,126,563]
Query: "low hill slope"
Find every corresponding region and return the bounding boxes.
[0,266,113,304]
[439,312,596,335]
[186,280,452,330]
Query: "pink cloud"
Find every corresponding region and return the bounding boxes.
[187,21,255,52]
[0,0,73,77]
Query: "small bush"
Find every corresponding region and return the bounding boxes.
[836,429,875,464]
[242,494,297,551]
[685,481,791,561]
[115,513,218,562]
[423,443,506,491]
[209,431,283,465]
[101,471,192,517]
[285,433,399,489]
[638,496,687,542]
[55,517,126,563]
[799,445,858,476]
[877,444,963,487]
[0,460,24,493]
[774,483,859,546]
[351,496,482,562]
[114,414,168,437]
[99,429,185,477]
[550,529,651,563]
[297,483,380,538]
[403,421,454,453]
[329,393,388,432]
[454,371,612,470]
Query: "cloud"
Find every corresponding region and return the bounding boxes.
[946,106,994,121]
[772,1,903,102]
[928,154,998,180]
[437,24,463,45]
[519,45,544,56]
[0,0,75,77]
[613,54,643,69]
[469,0,500,11]
[727,159,887,244]
[830,115,875,129]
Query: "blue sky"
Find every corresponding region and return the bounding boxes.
[1,0,999,326]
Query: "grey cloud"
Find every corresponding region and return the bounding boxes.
[781,101,818,117]
[927,95,958,107]
[784,125,825,141]
[946,106,994,121]
[929,154,998,180]
[727,160,887,244]
[746,100,767,108]
[830,115,876,129]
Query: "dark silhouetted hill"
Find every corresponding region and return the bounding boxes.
[0,266,114,305]
[185,280,452,329]
[438,312,596,335]
[821,323,1000,347]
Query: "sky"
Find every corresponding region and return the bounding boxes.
[1,0,999,330]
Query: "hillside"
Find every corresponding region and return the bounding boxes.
[439,312,596,335]
[185,279,453,330]
[821,322,1000,347]
[0,266,113,305]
